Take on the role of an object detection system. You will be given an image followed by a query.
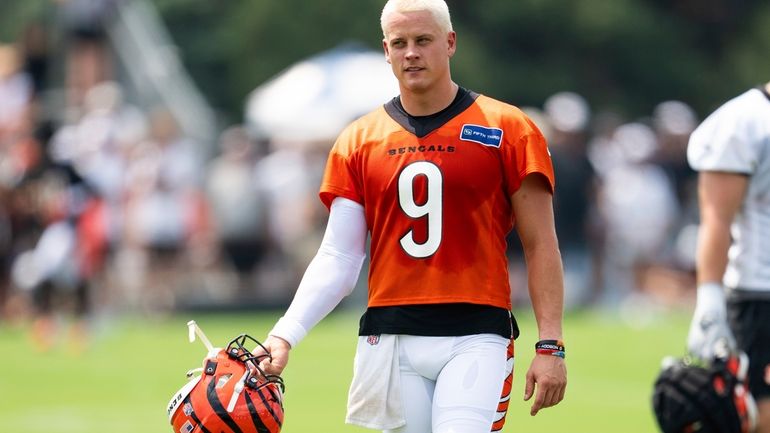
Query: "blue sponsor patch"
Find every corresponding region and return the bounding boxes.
[459,124,504,147]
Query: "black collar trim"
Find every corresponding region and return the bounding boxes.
[384,87,479,138]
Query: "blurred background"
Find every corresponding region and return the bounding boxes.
[0,0,769,432]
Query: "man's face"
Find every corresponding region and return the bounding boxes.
[382,10,456,94]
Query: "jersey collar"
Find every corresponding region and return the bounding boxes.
[384,87,479,138]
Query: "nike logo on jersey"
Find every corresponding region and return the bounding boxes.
[460,124,503,147]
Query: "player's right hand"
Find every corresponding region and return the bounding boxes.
[686,283,736,361]
[255,335,292,375]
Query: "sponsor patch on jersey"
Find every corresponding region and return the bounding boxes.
[460,124,503,147]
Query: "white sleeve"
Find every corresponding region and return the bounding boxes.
[688,91,760,174]
[267,197,367,347]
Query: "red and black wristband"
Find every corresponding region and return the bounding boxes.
[535,339,565,359]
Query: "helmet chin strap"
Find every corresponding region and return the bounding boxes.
[227,369,251,412]
[188,320,219,357]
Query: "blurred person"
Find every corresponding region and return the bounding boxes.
[0,125,44,189]
[585,110,626,178]
[0,50,48,320]
[595,122,679,309]
[652,100,698,209]
[686,82,770,433]
[0,187,10,318]
[583,110,626,305]
[46,81,149,310]
[57,0,119,110]
[643,101,702,302]
[122,107,206,312]
[9,164,107,353]
[64,81,146,202]
[251,142,325,293]
[543,91,599,308]
[0,43,34,144]
[206,126,269,292]
[19,22,51,97]
[256,1,567,433]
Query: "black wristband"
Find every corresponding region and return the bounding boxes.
[535,339,565,352]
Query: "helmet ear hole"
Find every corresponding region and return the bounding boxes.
[204,360,218,375]
[216,374,233,389]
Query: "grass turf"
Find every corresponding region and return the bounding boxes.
[0,307,689,433]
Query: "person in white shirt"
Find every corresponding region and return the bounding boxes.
[687,82,770,433]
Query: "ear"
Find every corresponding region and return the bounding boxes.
[447,31,457,58]
[383,39,391,64]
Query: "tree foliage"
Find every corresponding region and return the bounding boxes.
[2,0,769,123]
[151,0,769,122]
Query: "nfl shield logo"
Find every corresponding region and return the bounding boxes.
[367,335,380,345]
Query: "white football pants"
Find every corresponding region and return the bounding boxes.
[384,334,512,433]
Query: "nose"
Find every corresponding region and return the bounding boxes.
[405,43,420,61]
[405,51,420,62]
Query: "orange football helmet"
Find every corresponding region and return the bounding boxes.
[168,321,285,433]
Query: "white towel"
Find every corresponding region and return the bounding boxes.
[345,334,405,430]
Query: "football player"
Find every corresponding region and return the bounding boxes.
[687,81,770,433]
[257,1,567,432]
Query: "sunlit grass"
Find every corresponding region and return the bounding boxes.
[0,307,688,433]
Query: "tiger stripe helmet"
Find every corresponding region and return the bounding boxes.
[652,352,757,433]
[168,322,285,433]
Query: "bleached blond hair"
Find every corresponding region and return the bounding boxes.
[381,0,453,38]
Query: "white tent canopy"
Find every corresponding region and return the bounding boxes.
[245,43,400,143]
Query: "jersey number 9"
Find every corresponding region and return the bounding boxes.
[398,161,443,258]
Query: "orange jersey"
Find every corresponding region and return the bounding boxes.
[319,90,554,310]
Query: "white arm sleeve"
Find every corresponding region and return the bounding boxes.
[268,197,367,347]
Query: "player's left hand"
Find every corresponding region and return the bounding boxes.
[524,354,567,416]
[254,335,291,376]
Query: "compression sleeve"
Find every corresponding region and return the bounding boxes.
[267,197,367,347]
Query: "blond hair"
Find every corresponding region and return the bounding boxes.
[381,0,453,37]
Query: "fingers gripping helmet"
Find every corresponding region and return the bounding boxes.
[168,321,285,433]
[652,352,757,433]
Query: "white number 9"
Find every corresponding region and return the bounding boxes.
[398,161,443,258]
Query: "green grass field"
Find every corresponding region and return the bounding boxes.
[0,307,690,433]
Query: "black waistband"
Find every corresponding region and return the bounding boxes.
[728,288,770,302]
[358,303,518,339]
